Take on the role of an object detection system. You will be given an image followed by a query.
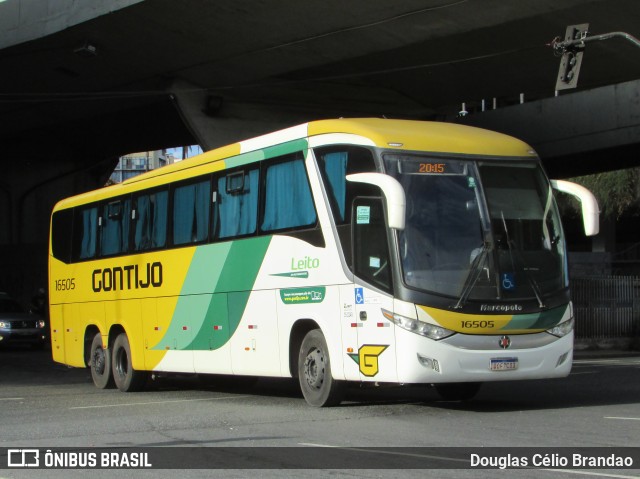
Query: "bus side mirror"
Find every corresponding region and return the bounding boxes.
[346,173,406,230]
[551,179,600,236]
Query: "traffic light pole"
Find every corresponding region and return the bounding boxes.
[553,30,640,54]
[553,25,640,91]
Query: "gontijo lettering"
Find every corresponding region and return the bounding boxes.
[92,262,163,292]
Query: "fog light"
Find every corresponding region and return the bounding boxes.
[556,351,570,367]
[417,353,440,372]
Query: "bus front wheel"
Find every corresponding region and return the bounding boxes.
[298,329,344,407]
[90,333,114,389]
[112,333,147,392]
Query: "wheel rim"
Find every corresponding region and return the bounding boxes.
[93,347,105,376]
[304,347,326,390]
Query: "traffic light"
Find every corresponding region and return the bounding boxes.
[555,23,589,91]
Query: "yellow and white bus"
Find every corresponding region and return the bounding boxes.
[49,118,598,406]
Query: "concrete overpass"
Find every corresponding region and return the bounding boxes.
[1,0,640,300]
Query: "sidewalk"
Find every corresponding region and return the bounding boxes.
[573,349,640,359]
[573,338,640,359]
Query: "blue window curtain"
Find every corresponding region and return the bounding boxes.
[151,191,168,248]
[134,191,168,251]
[173,181,211,245]
[261,158,317,231]
[100,199,131,256]
[79,207,98,259]
[322,152,347,222]
[134,195,151,250]
[217,168,258,239]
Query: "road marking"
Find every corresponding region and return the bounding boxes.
[299,444,640,478]
[69,395,248,410]
[605,417,640,421]
[298,442,469,464]
[298,443,468,465]
[574,359,640,366]
[570,371,598,375]
[0,398,23,401]
[542,469,640,479]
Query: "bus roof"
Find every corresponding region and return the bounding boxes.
[53,118,537,210]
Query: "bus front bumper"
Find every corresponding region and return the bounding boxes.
[395,329,574,384]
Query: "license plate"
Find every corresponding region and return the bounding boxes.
[490,357,518,371]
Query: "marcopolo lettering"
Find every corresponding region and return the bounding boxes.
[480,304,523,313]
[92,262,163,292]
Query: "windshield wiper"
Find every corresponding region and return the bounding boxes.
[453,241,491,310]
[500,212,546,309]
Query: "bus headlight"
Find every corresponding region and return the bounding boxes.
[546,318,574,338]
[0,321,10,329]
[382,309,455,340]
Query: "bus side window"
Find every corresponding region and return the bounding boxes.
[261,155,317,232]
[214,167,259,240]
[173,179,211,246]
[133,190,168,251]
[51,208,74,264]
[352,197,392,292]
[315,146,377,226]
[100,198,131,257]
[315,146,377,268]
[73,206,98,261]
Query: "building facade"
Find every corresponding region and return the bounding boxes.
[110,150,175,183]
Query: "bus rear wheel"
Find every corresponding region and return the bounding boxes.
[90,333,114,389]
[112,333,147,392]
[298,329,344,407]
[434,382,482,401]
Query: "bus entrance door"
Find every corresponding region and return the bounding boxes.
[351,284,397,383]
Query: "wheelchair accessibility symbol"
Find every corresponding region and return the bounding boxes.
[355,287,364,304]
[502,273,516,291]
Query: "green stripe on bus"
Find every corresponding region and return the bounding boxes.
[499,304,568,331]
[183,243,232,295]
[186,294,229,351]
[225,139,309,169]
[263,139,309,159]
[215,237,272,292]
[225,150,264,169]
[153,237,272,351]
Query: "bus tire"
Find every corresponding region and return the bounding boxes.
[90,333,114,389]
[434,382,482,401]
[112,333,147,392]
[298,329,344,407]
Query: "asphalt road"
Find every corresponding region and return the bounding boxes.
[0,345,639,479]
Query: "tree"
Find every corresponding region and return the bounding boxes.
[557,168,640,219]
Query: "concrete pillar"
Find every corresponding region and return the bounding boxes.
[0,154,117,304]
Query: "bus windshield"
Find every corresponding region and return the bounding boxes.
[384,154,567,303]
